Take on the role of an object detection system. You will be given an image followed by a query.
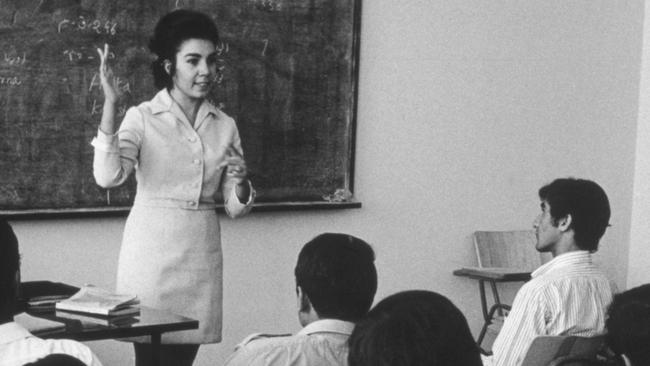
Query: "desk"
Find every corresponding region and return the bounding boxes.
[28,306,198,366]
[20,282,198,366]
[453,267,531,354]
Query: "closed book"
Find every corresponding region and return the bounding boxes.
[55,286,139,316]
[55,309,140,327]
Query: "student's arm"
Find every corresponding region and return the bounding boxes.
[491,283,548,366]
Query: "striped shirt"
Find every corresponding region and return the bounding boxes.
[490,250,615,366]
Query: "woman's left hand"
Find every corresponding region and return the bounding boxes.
[221,146,248,184]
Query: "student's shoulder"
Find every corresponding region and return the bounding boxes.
[225,332,295,366]
[236,332,294,350]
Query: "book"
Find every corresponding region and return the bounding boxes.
[55,310,140,327]
[18,281,79,313]
[55,286,139,317]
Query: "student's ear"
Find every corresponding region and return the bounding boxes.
[296,286,310,313]
[558,214,572,232]
[163,60,172,75]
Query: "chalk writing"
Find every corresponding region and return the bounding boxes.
[0,76,21,86]
[253,0,281,12]
[63,49,114,63]
[3,52,26,66]
[58,17,118,35]
[261,39,269,56]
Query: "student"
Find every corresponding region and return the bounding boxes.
[347,290,482,366]
[92,9,254,366]
[489,178,616,366]
[224,233,378,366]
[0,218,102,366]
[605,284,650,366]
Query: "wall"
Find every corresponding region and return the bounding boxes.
[11,0,644,365]
[628,0,650,289]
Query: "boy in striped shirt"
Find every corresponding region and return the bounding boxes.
[488,178,616,366]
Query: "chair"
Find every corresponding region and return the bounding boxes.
[453,230,552,354]
[521,335,607,366]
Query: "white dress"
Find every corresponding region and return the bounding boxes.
[91,89,254,344]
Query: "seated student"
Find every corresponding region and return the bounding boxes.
[488,178,616,366]
[347,290,482,366]
[605,283,650,366]
[0,218,103,366]
[224,233,378,366]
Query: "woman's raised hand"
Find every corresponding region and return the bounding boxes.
[96,43,118,104]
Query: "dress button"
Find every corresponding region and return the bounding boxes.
[188,201,196,206]
[193,159,200,165]
[188,137,196,142]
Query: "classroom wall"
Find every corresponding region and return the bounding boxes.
[10,1,644,365]
[628,0,650,289]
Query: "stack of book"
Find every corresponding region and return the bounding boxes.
[20,281,80,313]
[55,286,140,326]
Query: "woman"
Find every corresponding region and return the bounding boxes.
[347,290,482,366]
[91,9,254,366]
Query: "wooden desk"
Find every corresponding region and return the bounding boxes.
[28,306,198,366]
[19,281,198,366]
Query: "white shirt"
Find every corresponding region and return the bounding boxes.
[490,250,615,366]
[0,322,103,366]
[224,319,354,366]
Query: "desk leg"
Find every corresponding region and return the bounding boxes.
[150,333,161,366]
[478,280,488,321]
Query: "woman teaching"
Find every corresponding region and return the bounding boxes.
[91,9,254,366]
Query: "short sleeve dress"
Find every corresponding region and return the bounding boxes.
[91,89,254,344]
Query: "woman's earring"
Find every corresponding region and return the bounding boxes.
[164,60,171,75]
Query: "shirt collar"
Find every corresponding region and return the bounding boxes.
[297,319,355,336]
[0,321,33,345]
[532,250,592,278]
[149,89,220,118]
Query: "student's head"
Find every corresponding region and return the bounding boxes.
[24,354,86,366]
[0,218,19,320]
[606,284,650,366]
[348,290,482,366]
[536,178,610,252]
[294,233,377,325]
[149,9,220,90]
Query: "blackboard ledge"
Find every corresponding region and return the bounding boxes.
[2,201,362,220]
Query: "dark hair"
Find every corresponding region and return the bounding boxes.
[606,284,650,366]
[538,178,610,251]
[24,354,86,366]
[149,9,220,90]
[0,217,19,317]
[294,233,377,321]
[348,290,482,366]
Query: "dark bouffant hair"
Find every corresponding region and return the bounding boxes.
[149,9,220,90]
[348,290,482,366]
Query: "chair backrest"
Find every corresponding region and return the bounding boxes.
[521,335,606,366]
[473,230,552,271]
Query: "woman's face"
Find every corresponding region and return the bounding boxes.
[170,38,217,101]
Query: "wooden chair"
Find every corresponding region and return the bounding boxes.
[521,335,607,366]
[453,230,552,354]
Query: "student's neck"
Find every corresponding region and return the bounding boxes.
[169,89,201,126]
[551,235,580,257]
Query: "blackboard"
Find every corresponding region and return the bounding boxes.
[0,0,361,217]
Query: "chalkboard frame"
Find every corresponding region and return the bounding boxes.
[0,0,363,219]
